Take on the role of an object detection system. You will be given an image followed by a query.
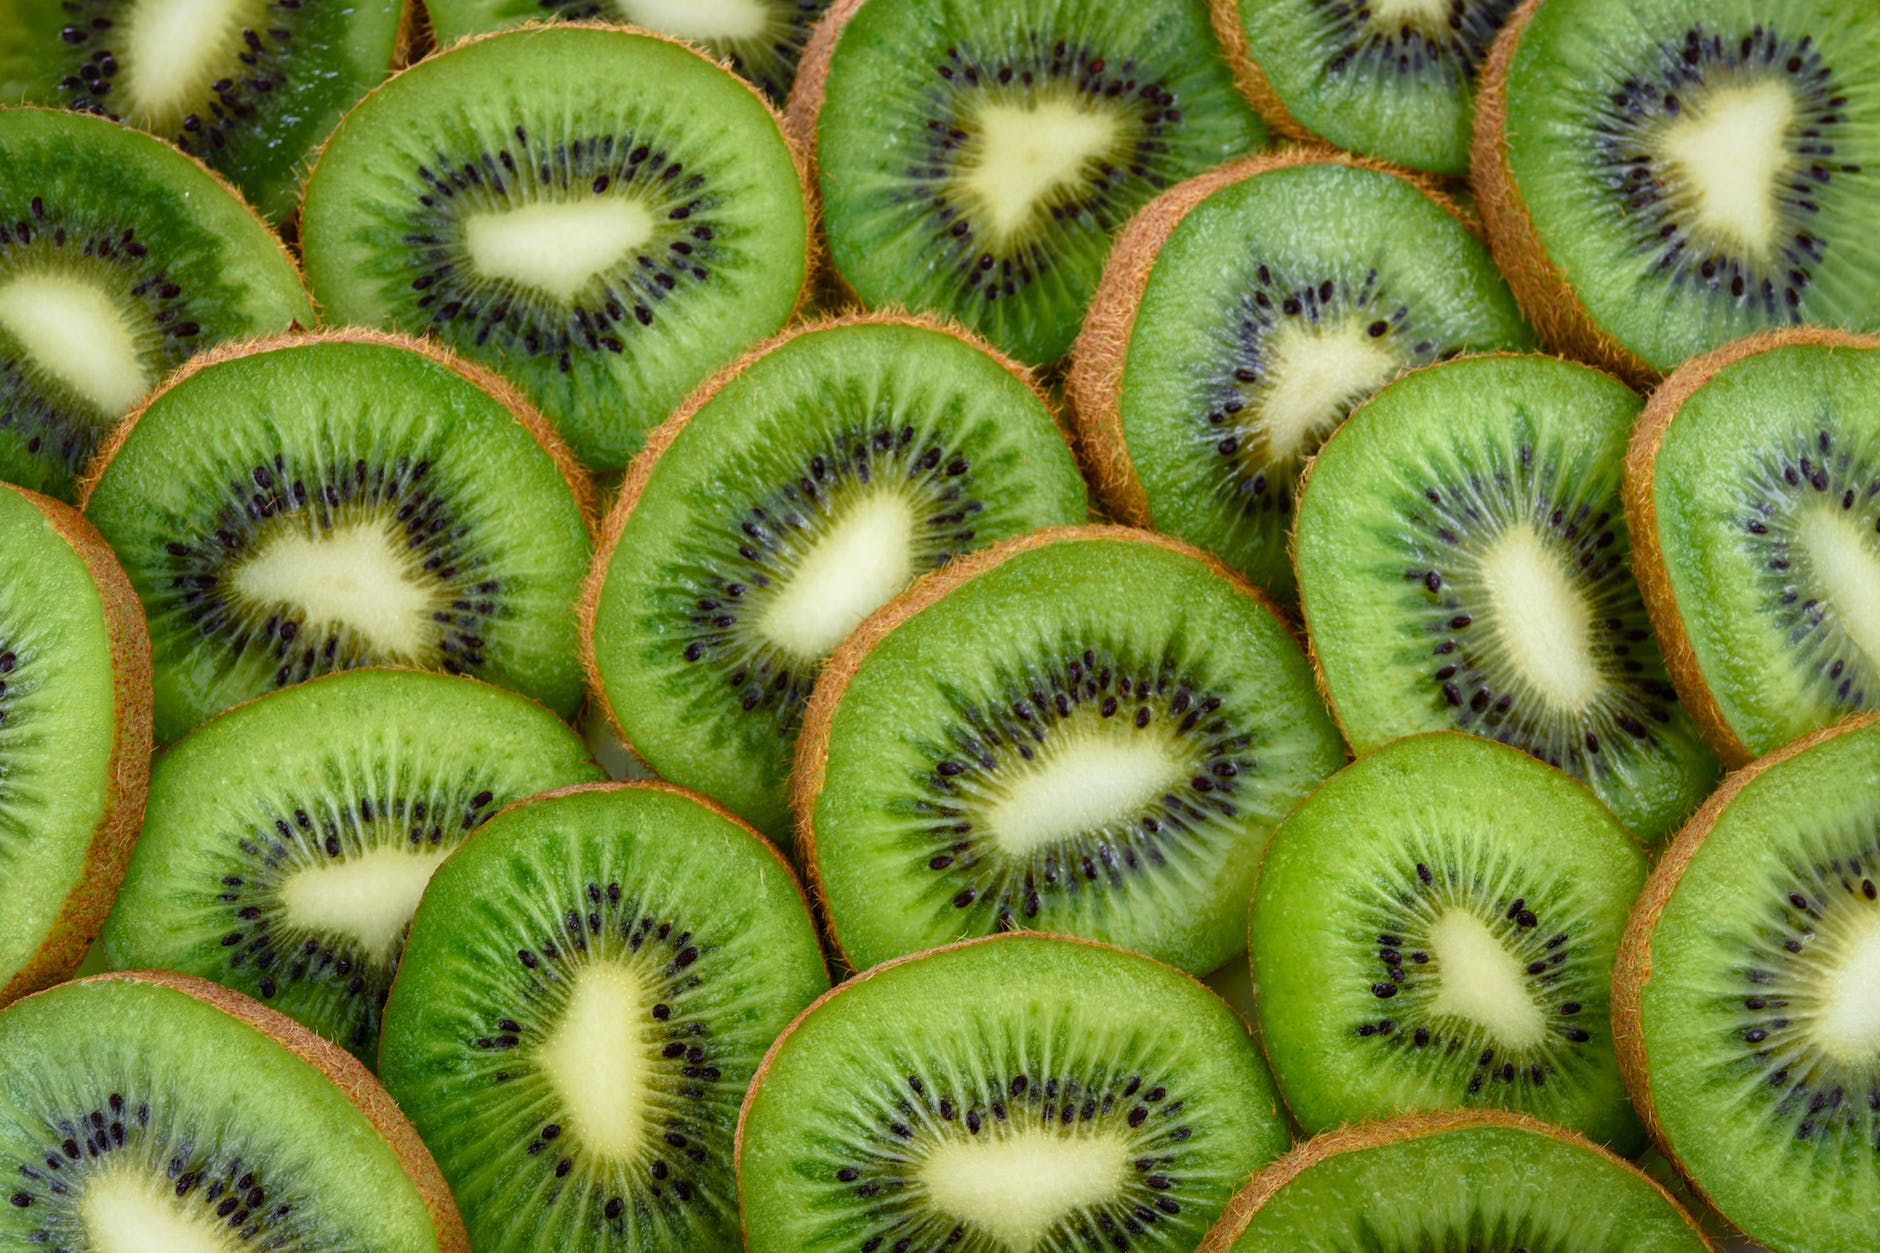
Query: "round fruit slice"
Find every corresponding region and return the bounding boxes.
[1625,328,1880,766]
[300,24,810,471]
[101,667,606,1063]
[798,525,1346,976]
[1069,150,1532,601]
[0,108,312,500]
[81,330,594,745]
[1293,353,1719,843]
[380,781,829,1251]
[584,313,1088,839]
[1615,714,1880,1253]
[738,933,1291,1251]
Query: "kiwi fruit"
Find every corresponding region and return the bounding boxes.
[796,525,1346,977]
[737,932,1291,1250]
[1624,327,1880,767]
[1615,713,1880,1253]
[79,329,595,745]
[787,0,1268,366]
[583,312,1088,839]
[0,969,467,1250]
[100,667,606,1063]
[1293,353,1719,843]
[299,23,810,472]
[0,107,312,500]
[1472,0,1880,384]
[1068,149,1532,601]
[0,482,149,1005]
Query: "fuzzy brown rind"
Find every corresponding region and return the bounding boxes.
[1204,0,1319,147]
[782,0,867,309]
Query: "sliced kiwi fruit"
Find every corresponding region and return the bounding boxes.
[788,0,1268,366]
[1625,328,1880,767]
[1615,714,1880,1253]
[380,781,829,1250]
[738,932,1291,1250]
[300,24,810,472]
[796,525,1346,977]
[80,329,594,745]
[1197,1110,1713,1251]
[1473,0,1880,383]
[0,107,312,500]
[583,312,1088,839]
[0,970,467,1250]
[1293,353,1719,842]
[100,667,605,1063]
[1068,150,1532,602]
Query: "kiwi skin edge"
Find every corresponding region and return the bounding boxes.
[1203,0,1331,152]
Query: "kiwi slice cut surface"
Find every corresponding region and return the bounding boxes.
[1069,151,1532,602]
[1294,353,1719,843]
[300,24,810,472]
[101,667,605,1063]
[1626,329,1880,766]
[738,932,1290,1251]
[584,313,1088,839]
[380,781,829,1250]
[0,108,312,500]
[81,330,594,745]
[792,0,1268,365]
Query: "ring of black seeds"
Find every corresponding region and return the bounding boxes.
[527,0,829,100]
[1304,0,1521,86]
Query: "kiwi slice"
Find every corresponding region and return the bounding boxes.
[1068,150,1532,601]
[0,108,311,500]
[797,525,1346,977]
[583,313,1088,839]
[1197,1110,1713,1251]
[1473,0,1880,383]
[100,667,605,1063]
[789,0,1268,366]
[300,24,810,472]
[738,932,1291,1250]
[1293,353,1719,843]
[380,781,829,1250]
[1615,714,1880,1253]
[1625,328,1880,767]
[80,329,594,745]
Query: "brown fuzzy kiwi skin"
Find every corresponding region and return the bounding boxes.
[1204,0,1321,149]
[782,0,866,309]
[1622,327,1880,770]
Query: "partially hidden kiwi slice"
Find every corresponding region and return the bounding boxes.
[737,933,1291,1251]
[1615,714,1880,1253]
[796,525,1346,977]
[0,970,467,1250]
[1625,328,1880,767]
[789,0,1268,365]
[101,667,605,1063]
[1068,150,1532,602]
[380,781,829,1251]
[300,24,810,471]
[0,108,311,500]
[584,313,1088,839]
[1293,353,1720,843]
[80,330,594,745]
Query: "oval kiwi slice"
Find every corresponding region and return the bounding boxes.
[300,24,810,472]
[380,781,829,1251]
[101,667,606,1063]
[1293,353,1719,843]
[738,932,1290,1250]
[80,329,594,745]
[584,313,1088,839]
[1069,150,1532,601]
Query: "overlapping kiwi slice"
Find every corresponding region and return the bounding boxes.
[791,0,1267,365]
[380,782,829,1251]
[0,108,311,500]
[81,330,594,745]
[1069,151,1531,601]
[1294,354,1719,842]
[101,667,605,1063]
[738,933,1291,1251]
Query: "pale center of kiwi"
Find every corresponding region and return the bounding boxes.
[463,199,657,304]
[614,0,769,41]
[980,722,1188,857]
[759,490,918,661]
[117,0,262,125]
[230,517,443,658]
[1428,908,1546,1048]
[958,99,1123,245]
[1809,907,1880,1063]
[1479,523,1602,710]
[1658,78,1797,257]
[1796,504,1880,671]
[1367,0,1453,24]
[534,963,652,1161]
[1252,318,1401,462]
[0,272,153,415]
[81,1166,244,1253]
[277,844,453,961]
[920,1128,1130,1251]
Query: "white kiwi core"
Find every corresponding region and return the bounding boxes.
[1248,318,1401,463]
[0,272,153,415]
[1428,908,1546,1048]
[230,517,443,659]
[614,0,768,42]
[921,1127,1131,1251]
[1658,78,1797,258]
[81,1167,245,1253]
[980,723,1188,857]
[759,490,918,661]
[463,199,657,304]
[534,963,653,1161]
[1796,505,1880,674]
[1480,523,1602,711]
[1368,0,1454,24]
[117,0,262,124]
[277,844,453,962]
[958,99,1123,245]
